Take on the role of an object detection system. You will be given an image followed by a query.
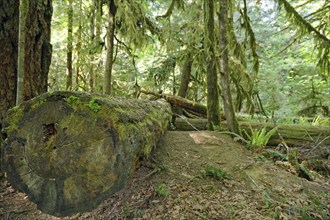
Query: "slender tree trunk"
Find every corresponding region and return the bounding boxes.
[75,0,82,89]
[178,52,193,98]
[89,1,95,92]
[218,0,239,134]
[204,0,220,130]
[94,0,102,92]
[172,67,176,95]
[104,0,116,95]
[66,0,73,90]
[95,0,102,41]
[16,0,28,105]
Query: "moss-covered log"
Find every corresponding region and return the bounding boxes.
[1,91,171,216]
[141,90,210,118]
[175,118,330,146]
[236,121,330,147]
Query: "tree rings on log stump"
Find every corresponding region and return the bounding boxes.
[1,91,171,216]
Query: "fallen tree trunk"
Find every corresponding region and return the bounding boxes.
[141,90,210,118]
[175,118,330,146]
[1,91,171,216]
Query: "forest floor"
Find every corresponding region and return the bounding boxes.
[1,131,329,219]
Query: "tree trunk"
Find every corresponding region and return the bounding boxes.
[141,91,209,118]
[218,0,239,134]
[75,0,83,90]
[174,118,330,147]
[17,0,28,105]
[1,91,171,216]
[204,0,221,130]
[178,52,193,98]
[66,0,73,90]
[104,0,116,95]
[0,1,19,122]
[0,0,52,144]
[89,4,95,93]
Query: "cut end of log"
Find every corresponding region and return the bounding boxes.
[1,91,171,216]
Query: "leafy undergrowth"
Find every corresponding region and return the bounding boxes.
[1,131,329,219]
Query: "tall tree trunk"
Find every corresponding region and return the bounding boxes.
[89,1,95,92]
[16,0,28,105]
[104,0,116,95]
[66,0,73,90]
[178,52,193,98]
[95,0,102,41]
[204,0,220,130]
[218,0,239,134]
[0,0,52,122]
[75,0,82,90]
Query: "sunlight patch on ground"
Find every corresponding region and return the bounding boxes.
[189,131,225,145]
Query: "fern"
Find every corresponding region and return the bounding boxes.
[243,126,277,149]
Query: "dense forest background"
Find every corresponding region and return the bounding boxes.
[0,1,330,218]
[49,0,329,121]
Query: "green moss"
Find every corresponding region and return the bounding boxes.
[63,96,81,105]
[30,98,46,111]
[288,148,299,167]
[87,99,101,113]
[298,163,315,181]
[263,149,288,161]
[204,164,231,180]
[155,183,170,197]
[4,106,25,133]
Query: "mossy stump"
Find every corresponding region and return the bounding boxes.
[1,91,171,216]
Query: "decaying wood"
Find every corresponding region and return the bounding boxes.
[141,90,209,118]
[1,91,171,216]
[175,118,330,147]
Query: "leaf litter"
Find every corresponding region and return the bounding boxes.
[1,131,329,219]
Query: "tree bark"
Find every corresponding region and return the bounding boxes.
[1,91,171,216]
[75,0,83,89]
[218,0,239,134]
[104,0,116,95]
[178,52,193,98]
[204,0,221,130]
[141,90,209,118]
[66,0,73,90]
[0,0,52,153]
[17,0,28,105]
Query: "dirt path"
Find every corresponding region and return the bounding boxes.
[1,131,329,219]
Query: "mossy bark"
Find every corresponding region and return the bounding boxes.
[175,118,330,146]
[204,0,221,130]
[1,91,171,216]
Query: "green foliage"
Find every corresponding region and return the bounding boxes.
[155,183,170,197]
[288,147,299,167]
[63,96,81,105]
[311,115,330,126]
[243,126,277,149]
[263,149,288,162]
[87,99,101,112]
[298,163,315,181]
[48,0,329,121]
[262,190,275,209]
[204,165,231,181]
[275,0,330,77]
[123,207,145,218]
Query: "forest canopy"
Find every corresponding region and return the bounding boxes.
[49,0,329,118]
